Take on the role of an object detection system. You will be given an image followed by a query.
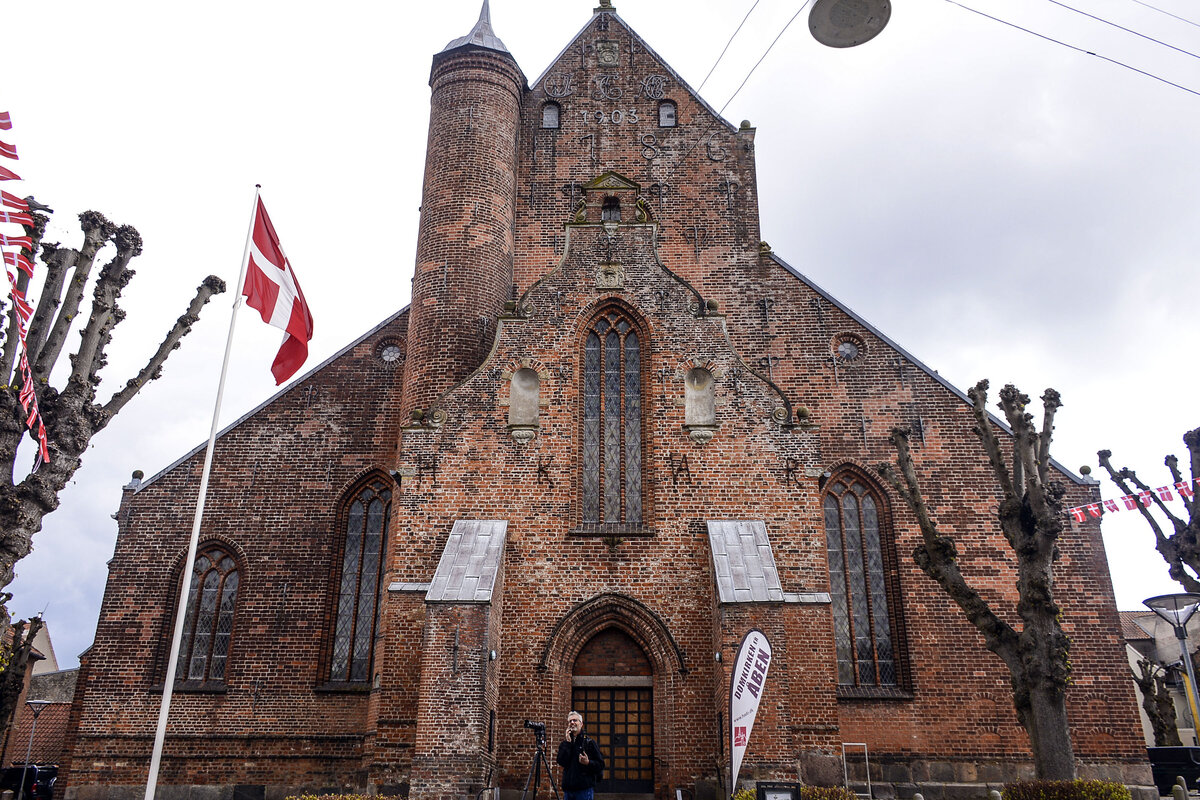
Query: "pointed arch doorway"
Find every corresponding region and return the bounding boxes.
[572,627,655,794]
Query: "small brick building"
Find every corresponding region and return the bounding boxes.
[65,3,1149,799]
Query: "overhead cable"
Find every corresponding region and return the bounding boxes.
[1042,0,1200,60]
[698,0,762,91]
[945,0,1200,97]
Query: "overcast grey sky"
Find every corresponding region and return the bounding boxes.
[2,0,1198,668]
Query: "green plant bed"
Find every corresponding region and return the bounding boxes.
[1002,779,1132,800]
[734,787,858,800]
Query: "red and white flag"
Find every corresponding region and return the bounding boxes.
[0,112,11,131]
[0,140,16,160]
[0,191,27,211]
[0,233,32,249]
[0,166,19,181]
[242,198,313,384]
[0,211,32,227]
[2,252,32,277]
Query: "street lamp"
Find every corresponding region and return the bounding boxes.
[17,700,51,800]
[1146,593,1200,744]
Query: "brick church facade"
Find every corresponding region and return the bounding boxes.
[65,3,1149,799]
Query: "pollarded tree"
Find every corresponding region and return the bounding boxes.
[0,202,225,729]
[1096,430,1200,592]
[1131,658,1182,747]
[878,380,1075,780]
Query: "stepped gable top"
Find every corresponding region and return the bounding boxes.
[441,0,510,56]
[531,2,739,134]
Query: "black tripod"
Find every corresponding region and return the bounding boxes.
[520,722,561,800]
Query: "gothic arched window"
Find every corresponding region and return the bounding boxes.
[330,477,391,682]
[582,309,643,527]
[823,475,900,688]
[176,543,239,685]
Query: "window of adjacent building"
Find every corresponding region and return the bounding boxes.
[601,196,621,222]
[582,310,643,526]
[176,544,239,684]
[542,102,561,129]
[330,477,392,682]
[823,476,898,687]
[658,101,676,128]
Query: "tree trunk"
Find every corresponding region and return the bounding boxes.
[1025,681,1077,780]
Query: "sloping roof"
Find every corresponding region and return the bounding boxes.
[769,252,1096,487]
[707,520,785,603]
[426,520,508,603]
[530,8,739,135]
[9,702,71,764]
[1119,610,1155,641]
[138,307,408,491]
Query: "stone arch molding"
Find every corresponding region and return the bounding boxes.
[538,592,688,675]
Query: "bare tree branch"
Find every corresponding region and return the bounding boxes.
[103,275,226,419]
[32,212,113,382]
[1097,447,1200,593]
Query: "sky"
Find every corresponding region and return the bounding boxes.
[1,0,1198,669]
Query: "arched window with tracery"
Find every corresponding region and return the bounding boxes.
[823,474,900,688]
[582,309,643,527]
[329,476,391,682]
[176,543,239,685]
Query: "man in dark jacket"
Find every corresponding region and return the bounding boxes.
[557,710,605,800]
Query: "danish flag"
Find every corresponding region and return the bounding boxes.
[0,166,19,181]
[0,140,16,160]
[241,198,313,384]
[0,211,33,227]
[0,112,11,131]
[1069,507,1087,523]
[0,191,26,211]
[1178,481,1196,500]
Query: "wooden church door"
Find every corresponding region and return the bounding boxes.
[572,628,655,794]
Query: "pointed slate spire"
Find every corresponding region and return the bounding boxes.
[441,0,510,55]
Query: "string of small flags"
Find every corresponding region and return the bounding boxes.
[1067,480,1198,522]
[0,111,51,470]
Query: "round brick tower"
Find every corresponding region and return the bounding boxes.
[400,0,525,420]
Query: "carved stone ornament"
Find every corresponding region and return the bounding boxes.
[771,407,790,425]
[596,41,620,68]
[509,425,537,444]
[596,263,624,290]
[429,408,449,427]
[684,425,717,445]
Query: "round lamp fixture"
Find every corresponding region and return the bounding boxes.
[809,0,891,48]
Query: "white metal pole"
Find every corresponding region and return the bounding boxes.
[143,185,260,800]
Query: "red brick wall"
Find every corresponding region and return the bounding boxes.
[65,9,1147,800]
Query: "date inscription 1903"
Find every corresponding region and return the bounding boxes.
[579,108,640,125]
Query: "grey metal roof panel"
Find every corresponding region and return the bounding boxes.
[426,520,508,603]
[441,0,510,55]
[706,520,784,603]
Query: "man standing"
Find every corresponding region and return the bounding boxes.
[557,710,605,800]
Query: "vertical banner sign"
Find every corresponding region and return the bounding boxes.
[729,629,773,793]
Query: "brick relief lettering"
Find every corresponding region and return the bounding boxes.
[668,452,693,485]
[782,457,802,489]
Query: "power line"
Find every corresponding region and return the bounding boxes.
[665,0,814,183]
[1042,0,1200,61]
[944,0,1200,98]
[698,1,762,91]
[1125,0,1200,30]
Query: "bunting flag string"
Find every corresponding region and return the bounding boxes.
[1067,479,1200,522]
[0,110,51,469]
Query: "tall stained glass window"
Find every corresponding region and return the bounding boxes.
[824,476,898,687]
[582,310,642,526]
[330,478,391,682]
[176,544,239,684]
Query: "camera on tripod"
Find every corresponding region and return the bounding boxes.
[523,720,547,734]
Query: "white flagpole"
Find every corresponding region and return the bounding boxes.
[144,184,261,800]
